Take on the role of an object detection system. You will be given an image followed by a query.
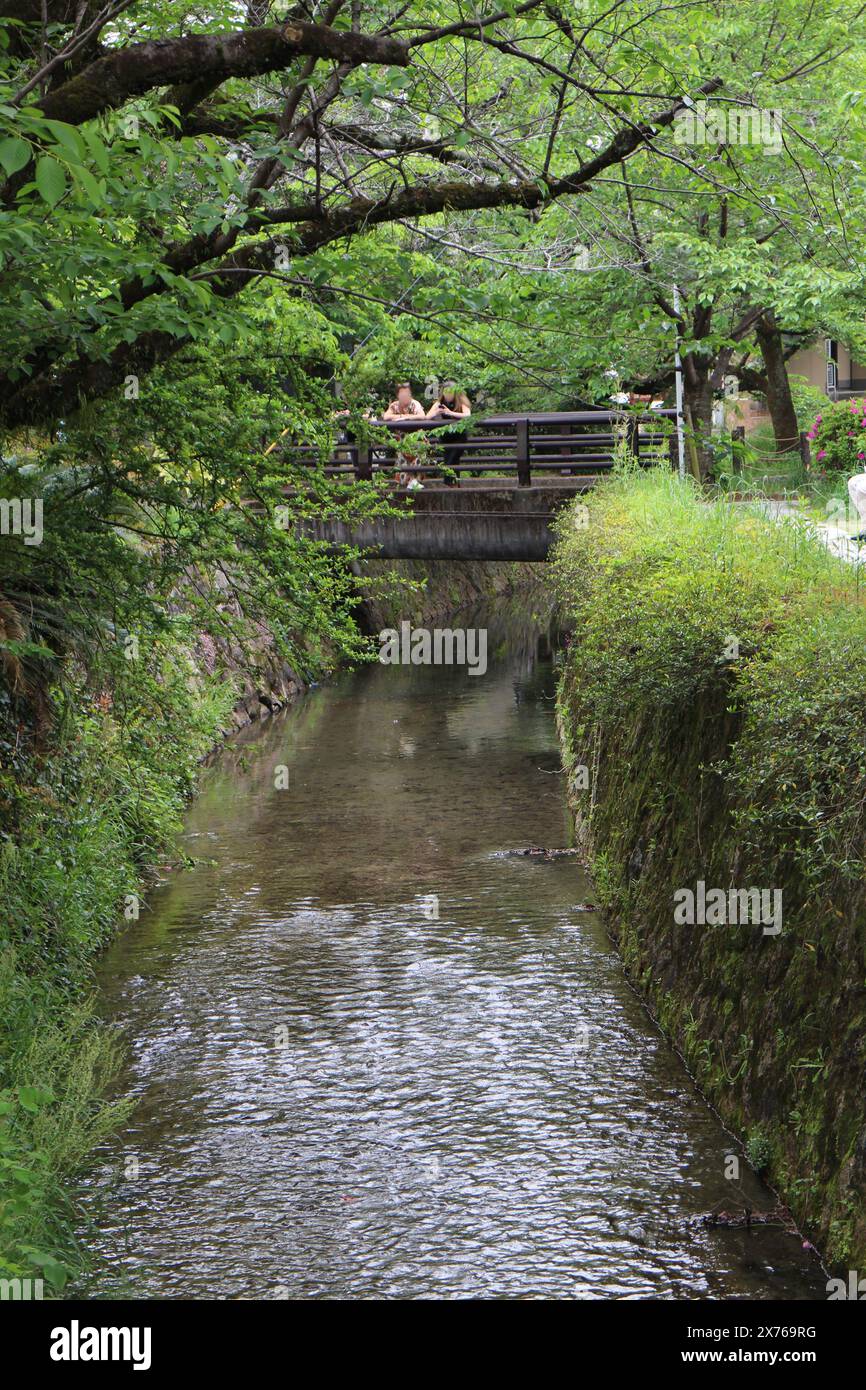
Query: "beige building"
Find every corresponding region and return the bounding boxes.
[790,339,866,396]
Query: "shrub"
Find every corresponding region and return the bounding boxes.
[806,396,866,474]
[745,1129,774,1176]
[553,463,866,900]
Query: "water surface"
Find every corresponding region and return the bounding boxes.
[81,618,824,1300]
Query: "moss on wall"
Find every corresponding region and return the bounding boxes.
[353,557,546,631]
[554,465,866,1268]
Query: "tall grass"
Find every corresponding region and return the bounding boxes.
[555,459,866,892]
[0,647,235,1293]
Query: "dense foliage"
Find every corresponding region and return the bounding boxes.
[554,466,866,1262]
[555,460,866,886]
[0,644,235,1288]
[806,396,866,476]
[2,1,864,428]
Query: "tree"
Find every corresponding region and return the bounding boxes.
[0,0,725,429]
[310,0,866,472]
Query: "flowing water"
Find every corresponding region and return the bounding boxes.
[80,610,825,1300]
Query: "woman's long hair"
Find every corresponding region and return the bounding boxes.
[436,385,471,410]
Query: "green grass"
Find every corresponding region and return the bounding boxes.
[714,421,852,520]
[553,461,866,1264]
[0,647,236,1294]
[556,456,866,719]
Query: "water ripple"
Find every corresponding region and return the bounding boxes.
[79,647,824,1301]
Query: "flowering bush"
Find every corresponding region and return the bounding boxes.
[806,397,866,473]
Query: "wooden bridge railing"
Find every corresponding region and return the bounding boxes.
[279,409,678,486]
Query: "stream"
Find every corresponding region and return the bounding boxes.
[79,608,825,1300]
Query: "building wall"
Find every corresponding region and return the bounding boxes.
[788,344,830,390]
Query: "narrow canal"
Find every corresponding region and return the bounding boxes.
[80,609,824,1299]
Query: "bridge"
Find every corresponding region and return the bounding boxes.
[274,409,677,561]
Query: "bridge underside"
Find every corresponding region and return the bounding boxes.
[300,481,591,561]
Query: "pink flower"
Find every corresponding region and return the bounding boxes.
[817,449,826,459]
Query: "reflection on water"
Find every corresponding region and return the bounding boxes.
[79,610,825,1300]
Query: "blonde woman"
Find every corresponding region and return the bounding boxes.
[427,382,471,483]
[426,382,471,421]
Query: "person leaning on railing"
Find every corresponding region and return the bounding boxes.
[382,381,426,420]
[382,382,426,488]
[427,383,471,485]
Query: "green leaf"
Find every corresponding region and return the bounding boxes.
[42,119,85,160]
[0,137,30,175]
[82,125,110,173]
[73,164,104,208]
[16,1085,55,1114]
[25,1250,68,1290]
[34,156,66,206]
[0,639,56,661]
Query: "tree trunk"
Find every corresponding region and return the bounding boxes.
[682,371,715,480]
[754,310,799,453]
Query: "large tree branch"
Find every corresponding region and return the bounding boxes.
[1,20,405,205]
[19,22,409,127]
[11,1,132,104]
[93,75,724,328]
[3,328,193,427]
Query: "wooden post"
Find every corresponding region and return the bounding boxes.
[354,443,372,481]
[516,418,531,487]
[627,417,640,462]
[731,425,745,475]
[799,431,811,469]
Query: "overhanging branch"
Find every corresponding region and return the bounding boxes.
[1,77,723,424]
[18,22,409,127]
